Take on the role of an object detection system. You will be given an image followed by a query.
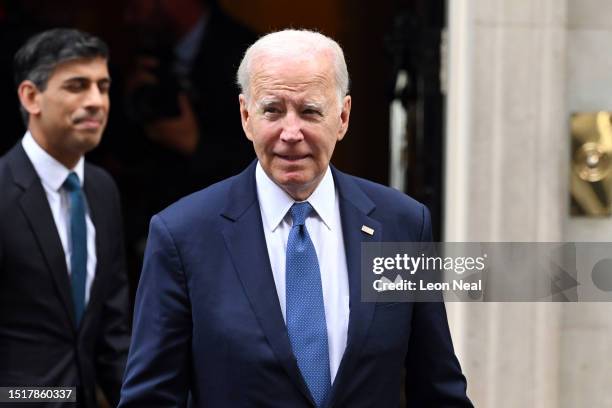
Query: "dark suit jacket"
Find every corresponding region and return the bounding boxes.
[0,143,131,407]
[119,161,471,407]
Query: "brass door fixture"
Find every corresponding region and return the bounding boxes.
[571,112,612,216]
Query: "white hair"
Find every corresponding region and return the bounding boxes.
[236,29,349,105]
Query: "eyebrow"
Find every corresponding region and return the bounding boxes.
[63,76,112,85]
[256,97,281,107]
[303,102,324,111]
[256,98,324,111]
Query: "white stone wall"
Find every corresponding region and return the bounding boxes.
[562,3,612,407]
[445,0,612,406]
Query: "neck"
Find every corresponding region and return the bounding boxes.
[29,128,80,169]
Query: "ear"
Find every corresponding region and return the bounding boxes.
[239,94,254,141]
[337,95,351,141]
[17,80,42,117]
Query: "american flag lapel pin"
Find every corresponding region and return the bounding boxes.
[361,225,374,236]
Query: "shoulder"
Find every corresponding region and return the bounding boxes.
[85,161,115,186]
[0,154,14,209]
[0,144,30,208]
[0,143,23,178]
[154,174,238,231]
[335,170,431,241]
[85,161,118,190]
[84,162,122,212]
[0,151,10,179]
[341,172,427,218]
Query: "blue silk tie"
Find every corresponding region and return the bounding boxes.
[63,172,87,325]
[285,202,331,407]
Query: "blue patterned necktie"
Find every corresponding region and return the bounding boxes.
[285,202,331,407]
[63,172,87,325]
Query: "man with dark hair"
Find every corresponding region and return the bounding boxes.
[0,28,130,407]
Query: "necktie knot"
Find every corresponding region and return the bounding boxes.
[63,172,81,192]
[289,202,313,227]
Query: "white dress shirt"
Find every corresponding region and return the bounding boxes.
[22,131,97,304]
[255,162,350,383]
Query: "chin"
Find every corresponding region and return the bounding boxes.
[75,135,103,153]
[275,172,310,187]
[278,176,319,198]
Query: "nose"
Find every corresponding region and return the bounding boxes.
[84,85,106,109]
[279,111,304,143]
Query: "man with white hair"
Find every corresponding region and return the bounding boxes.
[119,29,471,407]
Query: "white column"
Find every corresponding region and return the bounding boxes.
[445,0,567,406]
[561,2,612,406]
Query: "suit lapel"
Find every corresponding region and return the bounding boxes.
[220,163,385,407]
[221,162,315,406]
[8,144,77,331]
[81,165,104,327]
[327,167,382,408]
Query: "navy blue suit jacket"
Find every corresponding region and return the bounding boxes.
[0,144,130,407]
[120,161,471,407]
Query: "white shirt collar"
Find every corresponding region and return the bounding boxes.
[22,131,85,192]
[255,161,335,232]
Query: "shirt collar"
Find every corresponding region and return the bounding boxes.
[255,161,335,232]
[22,131,85,192]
